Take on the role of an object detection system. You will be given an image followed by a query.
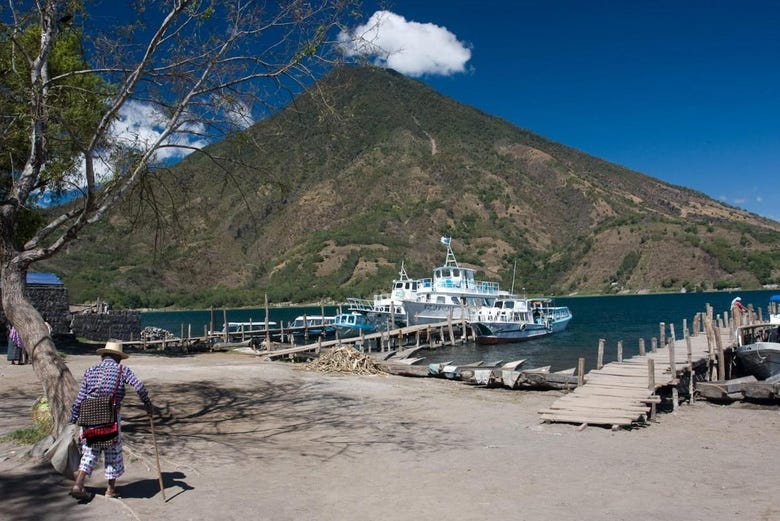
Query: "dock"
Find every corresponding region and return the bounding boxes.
[539,310,737,429]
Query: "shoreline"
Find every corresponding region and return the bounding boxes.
[2,352,779,520]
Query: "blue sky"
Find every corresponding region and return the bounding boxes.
[340,1,780,222]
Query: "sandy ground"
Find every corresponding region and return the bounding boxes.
[1,351,780,521]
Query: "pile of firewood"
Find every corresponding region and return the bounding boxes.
[303,345,386,375]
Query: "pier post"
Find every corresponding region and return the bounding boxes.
[577,357,585,388]
[715,324,726,381]
[264,294,271,346]
[447,310,455,346]
[617,340,623,363]
[638,338,646,356]
[668,323,677,384]
[427,326,433,349]
[651,337,658,353]
[685,329,694,404]
[647,358,656,419]
[597,339,605,369]
[659,322,666,351]
[222,309,228,342]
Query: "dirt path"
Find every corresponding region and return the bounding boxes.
[1,352,779,521]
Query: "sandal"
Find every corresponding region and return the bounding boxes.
[69,486,92,501]
[105,489,118,498]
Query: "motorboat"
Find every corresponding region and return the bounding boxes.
[402,238,510,326]
[735,322,780,380]
[332,312,377,338]
[470,297,572,344]
[290,315,335,338]
[347,262,423,328]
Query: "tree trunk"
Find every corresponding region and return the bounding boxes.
[1,264,77,435]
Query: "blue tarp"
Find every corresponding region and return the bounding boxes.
[770,294,780,303]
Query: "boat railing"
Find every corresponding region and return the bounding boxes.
[346,298,375,313]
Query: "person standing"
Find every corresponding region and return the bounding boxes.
[69,340,153,500]
[6,326,24,365]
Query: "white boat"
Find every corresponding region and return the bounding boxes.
[403,238,510,326]
[470,297,554,344]
[735,322,780,380]
[208,321,276,336]
[347,262,424,327]
[290,315,335,338]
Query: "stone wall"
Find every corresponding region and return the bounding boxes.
[0,284,71,336]
[70,311,142,342]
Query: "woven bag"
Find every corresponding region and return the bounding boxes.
[76,395,115,426]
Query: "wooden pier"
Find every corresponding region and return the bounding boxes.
[539,310,737,429]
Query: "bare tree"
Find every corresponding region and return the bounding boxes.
[0,0,357,436]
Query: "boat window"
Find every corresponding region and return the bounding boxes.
[505,301,514,309]
[452,269,460,277]
[436,296,446,304]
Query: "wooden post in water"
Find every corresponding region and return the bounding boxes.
[209,306,215,339]
[715,324,726,381]
[704,314,715,381]
[639,338,646,356]
[264,293,270,346]
[685,328,694,404]
[223,309,228,342]
[447,310,455,346]
[651,337,658,353]
[577,357,585,388]
[597,339,605,369]
[647,358,656,419]
[693,313,700,336]
[668,323,677,383]
[617,340,623,363]
[659,322,666,352]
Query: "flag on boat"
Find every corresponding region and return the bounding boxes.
[440,236,451,245]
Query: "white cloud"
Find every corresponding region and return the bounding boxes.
[338,10,471,77]
[114,100,210,163]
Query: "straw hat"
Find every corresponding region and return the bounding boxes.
[96,339,129,359]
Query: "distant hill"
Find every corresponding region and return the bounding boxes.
[40,66,780,308]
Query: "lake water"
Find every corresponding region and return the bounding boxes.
[142,290,778,372]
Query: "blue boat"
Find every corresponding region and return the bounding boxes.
[333,312,377,338]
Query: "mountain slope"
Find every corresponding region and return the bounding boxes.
[41,66,780,307]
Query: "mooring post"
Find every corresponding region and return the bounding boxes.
[647,358,656,419]
[638,338,646,356]
[223,309,228,342]
[617,340,623,363]
[686,328,694,404]
[597,339,605,370]
[577,357,585,388]
[659,322,666,352]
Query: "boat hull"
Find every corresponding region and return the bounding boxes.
[736,342,780,380]
[472,322,550,345]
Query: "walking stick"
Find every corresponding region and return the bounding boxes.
[148,411,166,501]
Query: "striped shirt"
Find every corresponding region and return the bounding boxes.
[70,358,151,424]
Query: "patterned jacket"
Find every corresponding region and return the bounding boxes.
[70,358,151,424]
